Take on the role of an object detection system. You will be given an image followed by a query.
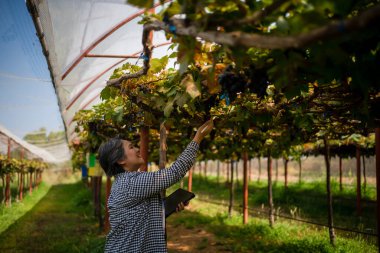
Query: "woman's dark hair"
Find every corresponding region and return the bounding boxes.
[98,138,126,177]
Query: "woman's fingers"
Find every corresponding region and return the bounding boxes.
[176,202,186,212]
[197,119,214,138]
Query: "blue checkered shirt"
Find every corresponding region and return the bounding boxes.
[104,141,199,253]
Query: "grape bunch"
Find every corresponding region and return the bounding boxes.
[218,65,248,102]
[218,65,270,101]
[245,66,269,99]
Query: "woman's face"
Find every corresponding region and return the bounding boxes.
[118,140,145,171]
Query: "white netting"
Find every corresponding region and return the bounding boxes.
[30,0,173,142]
[0,124,62,162]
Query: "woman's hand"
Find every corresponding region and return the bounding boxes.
[193,119,214,144]
[175,201,190,213]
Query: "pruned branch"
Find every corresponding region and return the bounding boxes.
[172,3,380,49]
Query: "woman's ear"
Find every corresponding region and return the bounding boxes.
[117,157,126,165]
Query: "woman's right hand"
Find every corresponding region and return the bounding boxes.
[193,119,214,144]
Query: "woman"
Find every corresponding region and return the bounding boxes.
[98,119,214,253]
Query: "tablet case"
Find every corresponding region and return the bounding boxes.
[164,188,195,218]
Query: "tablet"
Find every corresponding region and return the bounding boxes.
[164,188,195,218]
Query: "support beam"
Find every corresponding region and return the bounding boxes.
[188,165,193,192]
[5,138,11,207]
[159,122,168,242]
[356,146,362,216]
[323,137,336,246]
[228,160,234,218]
[375,127,380,252]
[284,158,288,189]
[216,160,220,184]
[104,176,112,233]
[243,151,249,224]
[339,156,343,191]
[268,152,274,227]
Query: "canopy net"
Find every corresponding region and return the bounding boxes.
[0,124,60,163]
[28,0,172,142]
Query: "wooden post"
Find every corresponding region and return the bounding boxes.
[235,160,239,188]
[19,172,23,201]
[356,146,362,216]
[339,156,343,191]
[5,137,11,207]
[216,160,220,184]
[29,172,33,194]
[258,157,261,182]
[159,122,168,242]
[1,176,4,204]
[284,158,289,189]
[92,177,96,217]
[243,151,249,224]
[35,171,38,190]
[204,160,208,181]
[104,176,112,233]
[139,126,149,172]
[323,137,336,246]
[248,158,252,182]
[375,127,380,252]
[226,160,230,184]
[228,160,234,218]
[298,158,302,184]
[188,165,193,192]
[275,159,278,183]
[198,161,202,179]
[19,148,24,201]
[268,152,274,227]
[362,154,367,191]
[96,176,103,229]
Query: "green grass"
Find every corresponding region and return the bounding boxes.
[0,181,106,253]
[0,175,376,253]
[0,182,51,234]
[173,174,377,235]
[167,193,377,253]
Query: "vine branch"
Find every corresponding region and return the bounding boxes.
[106,4,380,88]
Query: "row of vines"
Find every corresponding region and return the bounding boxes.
[0,154,47,207]
[71,0,380,247]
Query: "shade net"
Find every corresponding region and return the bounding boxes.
[29,0,173,141]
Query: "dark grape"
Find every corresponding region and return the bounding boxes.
[218,65,248,102]
[245,66,269,99]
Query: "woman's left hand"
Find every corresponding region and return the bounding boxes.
[175,201,190,213]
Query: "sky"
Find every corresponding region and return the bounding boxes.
[0,0,64,138]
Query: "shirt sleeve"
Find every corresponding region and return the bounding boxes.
[127,140,199,199]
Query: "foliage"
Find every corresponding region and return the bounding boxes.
[0,155,47,175]
[72,0,379,164]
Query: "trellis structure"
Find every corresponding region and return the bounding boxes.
[26,0,172,143]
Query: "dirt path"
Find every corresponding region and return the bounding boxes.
[166,203,231,253]
[166,222,229,253]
